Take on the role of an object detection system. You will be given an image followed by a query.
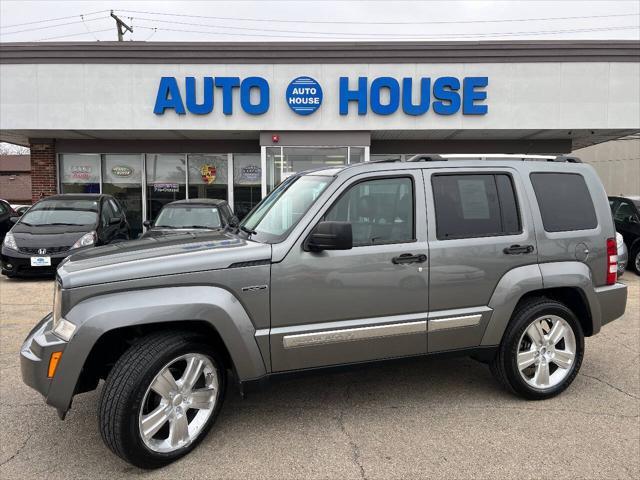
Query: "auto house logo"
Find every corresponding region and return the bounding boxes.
[285,76,323,115]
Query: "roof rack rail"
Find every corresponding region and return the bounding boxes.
[551,155,582,163]
[406,154,446,162]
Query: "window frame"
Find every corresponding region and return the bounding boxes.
[529,172,598,233]
[431,171,523,241]
[320,174,417,248]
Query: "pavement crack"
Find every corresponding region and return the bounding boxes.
[579,372,639,400]
[0,432,32,467]
[336,382,366,480]
[336,409,366,480]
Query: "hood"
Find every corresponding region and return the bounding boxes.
[139,227,220,239]
[11,222,92,249]
[58,230,271,289]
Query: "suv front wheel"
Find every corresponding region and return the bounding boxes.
[490,298,584,400]
[98,331,226,469]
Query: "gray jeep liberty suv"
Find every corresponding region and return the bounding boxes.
[20,154,627,468]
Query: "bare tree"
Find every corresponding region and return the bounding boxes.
[0,142,30,155]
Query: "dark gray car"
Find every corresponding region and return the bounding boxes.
[20,155,627,468]
[140,198,235,239]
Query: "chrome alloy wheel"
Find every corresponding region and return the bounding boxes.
[635,250,640,272]
[138,353,219,453]
[516,315,577,390]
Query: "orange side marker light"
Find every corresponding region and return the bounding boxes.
[48,351,63,378]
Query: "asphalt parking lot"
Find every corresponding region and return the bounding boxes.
[0,274,638,479]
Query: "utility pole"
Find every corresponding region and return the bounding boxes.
[110,11,133,41]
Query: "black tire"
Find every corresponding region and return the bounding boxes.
[631,245,640,275]
[490,297,584,400]
[98,331,226,469]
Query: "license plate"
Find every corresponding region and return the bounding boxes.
[30,256,51,267]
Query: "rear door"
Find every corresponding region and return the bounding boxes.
[269,170,429,372]
[423,167,537,352]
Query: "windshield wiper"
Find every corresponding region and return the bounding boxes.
[48,222,81,226]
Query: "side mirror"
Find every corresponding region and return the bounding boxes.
[109,216,121,225]
[305,221,353,251]
[143,220,151,228]
[229,215,240,227]
[9,216,19,223]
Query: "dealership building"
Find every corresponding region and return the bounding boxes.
[1,40,639,235]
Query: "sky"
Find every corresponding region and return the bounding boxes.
[0,0,639,42]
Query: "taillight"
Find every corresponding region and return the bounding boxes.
[606,237,617,285]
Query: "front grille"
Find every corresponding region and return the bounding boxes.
[18,246,71,255]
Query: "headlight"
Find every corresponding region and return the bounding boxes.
[51,282,76,341]
[71,231,96,249]
[2,232,18,251]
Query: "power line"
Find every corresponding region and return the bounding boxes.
[134,24,639,41]
[38,28,113,42]
[117,9,639,26]
[0,16,109,36]
[130,14,640,38]
[1,9,109,29]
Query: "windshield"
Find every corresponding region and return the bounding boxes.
[155,205,222,229]
[20,199,98,226]
[241,175,333,243]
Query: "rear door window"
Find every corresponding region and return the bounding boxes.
[530,173,597,232]
[431,173,521,239]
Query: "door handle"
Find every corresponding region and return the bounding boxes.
[503,244,534,255]
[392,253,427,264]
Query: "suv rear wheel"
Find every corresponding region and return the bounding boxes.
[98,331,226,469]
[490,298,584,400]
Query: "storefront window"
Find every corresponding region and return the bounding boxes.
[350,147,365,163]
[59,154,100,194]
[266,147,348,194]
[233,154,261,219]
[187,154,228,201]
[102,155,143,238]
[145,154,186,221]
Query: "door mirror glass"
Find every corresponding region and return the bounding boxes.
[9,216,19,223]
[229,215,240,227]
[306,221,353,251]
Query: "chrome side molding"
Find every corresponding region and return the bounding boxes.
[283,320,426,349]
[427,313,482,332]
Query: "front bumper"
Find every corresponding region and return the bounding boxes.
[595,282,627,328]
[1,247,70,277]
[20,313,67,413]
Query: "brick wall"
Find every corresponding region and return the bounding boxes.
[29,141,57,203]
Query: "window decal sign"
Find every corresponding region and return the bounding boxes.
[153,183,179,193]
[200,164,217,184]
[111,165,133,177]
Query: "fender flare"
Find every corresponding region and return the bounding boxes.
[480,262,599,346]
[46,286,267,412]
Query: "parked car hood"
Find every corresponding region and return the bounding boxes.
[139,227,220,239]
[57,230,271,289]
[10,222,93,249]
